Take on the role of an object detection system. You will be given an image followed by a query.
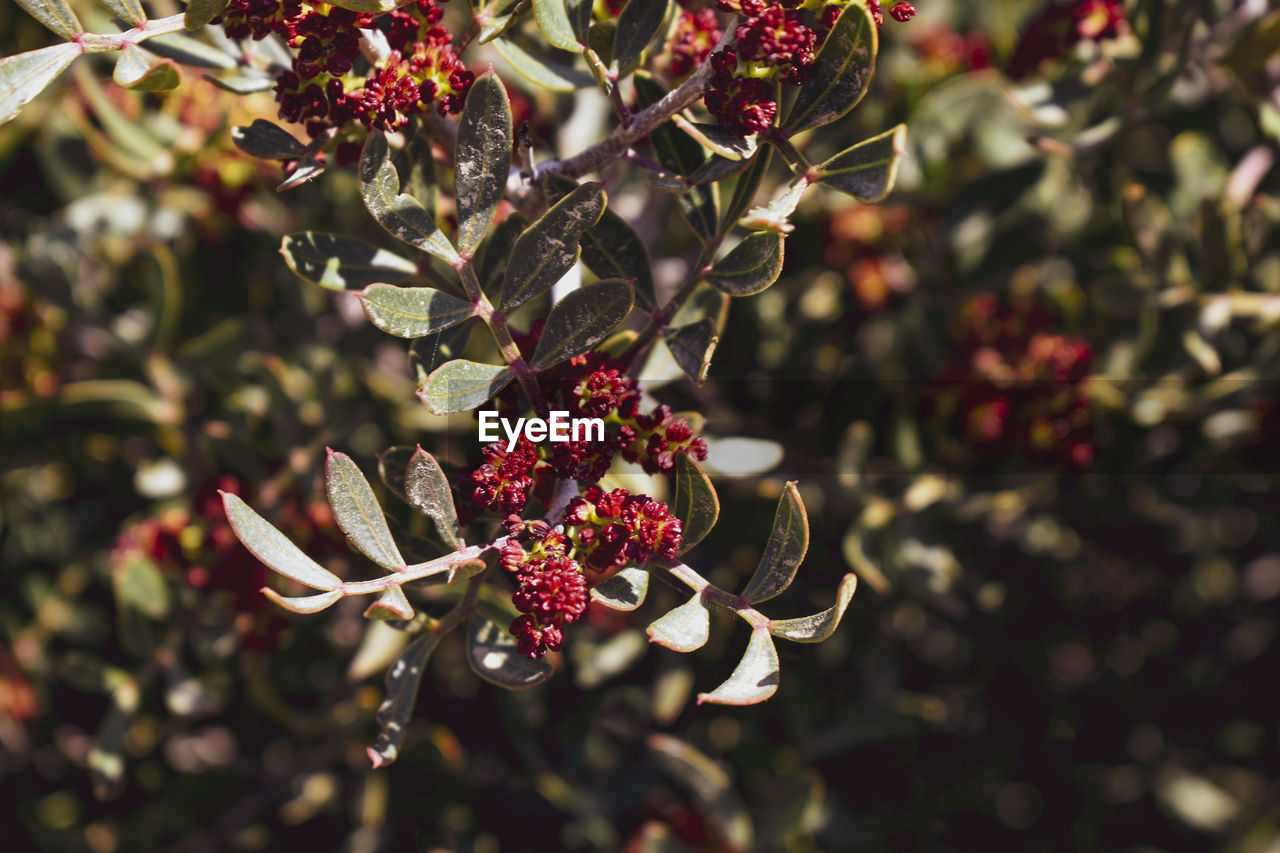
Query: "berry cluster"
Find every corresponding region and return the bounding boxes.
[670,8,723,80]
[215,0,472,144]
[563,486,684,574]
[933,294,1094,468]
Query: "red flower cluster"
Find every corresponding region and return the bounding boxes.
[934,294,1094,468]
[502,529,588,658]
[458,437,549,522]
[670,8,724,79]
[563,486,684,571]
[736,5,815,84]
[704,50,778,137]
[1007,0,1128,78]
[863,0,917,28]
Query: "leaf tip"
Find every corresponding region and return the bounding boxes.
[367,747,393,769]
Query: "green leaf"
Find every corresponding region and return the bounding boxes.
[0,43,80,127]
[532,0,581,50]
[531,279,633,369]
[721,147,772,230]
[672,454,718,554]
[782,2,876,135]
[467,612,554,688]
[360,130,462,267]
[496,38,595,92]
[363,586,414,620]
[696,627,779,705]
[141,32,237,69]
[205,73,274,94]
[705,231,785,296]
[647,591,709,652]
[455,72,512,256]
[368,630,443,768]
[409,324,472,384]
[688,153,752,187]
[405,446,464,550]
[565,0,592,44]
[232,119,305,159]
[663,319,718,383]
[261,588,344,614]
[740,482,808,604]
[590,566,649,611]
[769,573,858,643]
[326,449,406,572]
[359,284,475,339]
[477,6,525,44]
[614,0,666,70]
[15,0,82,40]
[185,0,230,30]
[281,232,418,291]
[96,0,146,25]
[399,119,437,213]
[113,47,181,91]
[675,116,758,161]
[114,555,171,620]
[222,493,343,591]
[813,123,907,203]
[417,359,514,414]
[377,446,414,501]
[499,182,605,313]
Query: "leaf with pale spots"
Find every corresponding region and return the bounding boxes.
[405,446,464,550]
[498,182,605,313]
[466,612,554,688]
[647,591,710,652]
[696,627,779,705]
[367,630,443,768]
[417,359,514,415]
[741,482,808,603]
[672,454,718,554]
[814,124,907,203]
[358,284,475,339]
[591,566,649,611]
[531,278,633,369]
[222,492,342,591]
[326,450,405,572]
[455,72,512,256]
[360,131,461,267]
[769,573,858,642]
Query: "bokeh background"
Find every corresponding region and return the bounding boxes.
[3,0,1280,850]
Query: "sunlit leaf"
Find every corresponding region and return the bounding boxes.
[814,124,906,203]
[614,0,666,70]
[281,232,417,291]
[144,33,237,69]
[232,119,305,159]
[359,284,475,339]
[326,449,405,572]
[360,130,461,267]
[405,446,464,549]
[15,0,82,40]
[591,566,649,611]
[769,573,857,642]
[674,116,757,161]
[532,0,580,50]
[261,588,344,614]
[455,72,512,256]
[647,591,709,652]
[113,46,180,91]
[221,492,342,591]
[0,43,80,127]
[368,630,443,768]
[466,612,554,688]
[417,359,514,414]
[741,482,808,603]
[696,627,779,705]
[96,0,145,25]
[363,586,415,620]
[185,0,230,30]
[782,2,876,135]
[672,454,718,554]
[493,38,594,92]
[498,182,605,313]
[531,278,633,369]
[705,231,785,296]
[663,319,718,383]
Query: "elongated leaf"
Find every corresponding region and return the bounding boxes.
[782,2,876,135]
[721,147,772,230]
[614,0,666,70]
[493,38,594,91]
[15,0,82,39]
[591,566,649,611]
[221,492,342,591]
[205,73,274,94]
[378,445,415,500]
[531,279,633,369]
[326,449,405,571]
[0,43,80,127]
[96,0,146,25]
[142,33,238,69]
[673,454,718,554]
[359,284,475,339]
[689,153,752,187]
[409,324,472,384]
[114,555,171,620]
[475,213,528,292]
[705,231,785,296]
[647,591,710,652]
[281,232,417,291]
[467,612,554,688]
[499,182,605,313]
[232,119,305,159]
[113,46,181,91]
[455,73,512,256]
[262,588,344,614]
[399,119,437,212]
[741,482,808,603]
[814,124,906,202]
[405,446,464,549]
[566,0,592,43]
[769,573,858,642]
[663,319,718,383]
[417,359,514,414]
[696,627,779,705]
[532,0,580,50]
[675,117,757,161]
[368,630,443,768]
[185,0,230,30]
[360,131,461,267]
[364,586,414,620]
